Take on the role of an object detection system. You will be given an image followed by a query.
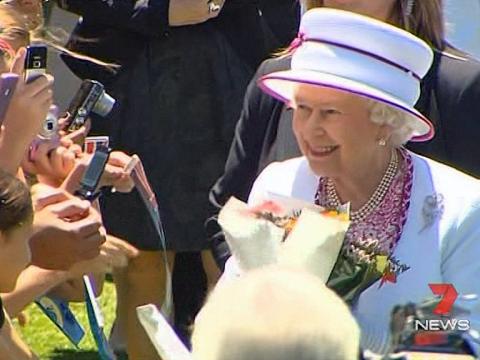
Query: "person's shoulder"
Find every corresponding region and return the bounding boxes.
[412,152,480,204]
[257,55,292,76]
[436,49,480,91]
[259,157,310,179]
[249,157,317,204]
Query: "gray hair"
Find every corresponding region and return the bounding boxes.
[192,266,360,360]
[367,100,415,147]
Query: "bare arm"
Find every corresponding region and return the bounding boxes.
[1,266,69,318]
[0,313,37,360]
[49,273,105,303]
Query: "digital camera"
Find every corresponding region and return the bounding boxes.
[66,80,115,132]
[29,105,60,161]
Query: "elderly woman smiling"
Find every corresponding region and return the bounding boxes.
[222,8,480,355]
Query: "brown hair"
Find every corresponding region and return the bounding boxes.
[0,169,33,233]
[303,0,444,50]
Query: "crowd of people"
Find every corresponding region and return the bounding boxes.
[0,0,480,359]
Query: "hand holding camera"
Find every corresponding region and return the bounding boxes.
[22,123,84,185]
[64,79,115,133]
[0,46,53,173]
[30,184,106,270]
[101,151,135,193]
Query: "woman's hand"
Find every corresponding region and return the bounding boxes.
[22,138,83,185]
[100,151,135,193]
[58,117,91,146]
[0,49,54,174]
[67,235,139,278]
[2,48,53,144]
[169,0,225,26]
[30,184,106,270]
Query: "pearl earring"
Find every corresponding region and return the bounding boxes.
[378,138,387,146]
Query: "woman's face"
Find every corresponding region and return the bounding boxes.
[0,221,32,292]
[323,0,397,21]
[292,85,385,179]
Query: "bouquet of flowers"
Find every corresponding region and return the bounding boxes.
[218,194,409,305]
[328,238,409,305]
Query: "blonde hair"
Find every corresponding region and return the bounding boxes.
[0,6,30,56]
[192,266,360,360]
[302,0,444,50]
[0,3,119,73]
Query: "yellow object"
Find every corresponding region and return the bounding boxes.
[376,255,388,273]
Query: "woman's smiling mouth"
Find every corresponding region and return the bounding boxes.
[307,144,340,158]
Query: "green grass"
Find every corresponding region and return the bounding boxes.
[13,282,118,360]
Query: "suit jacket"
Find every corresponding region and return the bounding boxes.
[209,50,480,268]
[222,152,480,354]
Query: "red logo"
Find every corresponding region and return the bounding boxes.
[428,283,458,315]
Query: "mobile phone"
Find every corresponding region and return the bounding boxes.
[75,145,111,201]
[0,73,19,125]
[24,44,47,83]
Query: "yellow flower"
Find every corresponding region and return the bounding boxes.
[376,255,389,273]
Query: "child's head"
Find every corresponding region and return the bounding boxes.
[0,169,33,292]
[0,5,31,72]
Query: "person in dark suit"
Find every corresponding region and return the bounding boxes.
[208,0,480,270]
[57,0,299,357]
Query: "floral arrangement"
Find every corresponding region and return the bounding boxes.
[219,195,409,306]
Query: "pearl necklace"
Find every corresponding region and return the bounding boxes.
[326,150,399,223]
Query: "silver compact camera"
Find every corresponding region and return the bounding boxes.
[38,106,59,140]
[66,80,116,132]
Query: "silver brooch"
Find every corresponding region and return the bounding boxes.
[419,193,444,233]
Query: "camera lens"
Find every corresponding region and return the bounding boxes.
[93,91,116,117]
[38,107,59,140]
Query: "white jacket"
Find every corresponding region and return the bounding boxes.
[223,151,480,354]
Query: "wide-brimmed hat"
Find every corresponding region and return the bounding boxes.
[259,9,435,142]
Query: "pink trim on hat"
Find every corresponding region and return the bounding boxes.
[258,75,434,142]
[287,32,306,53]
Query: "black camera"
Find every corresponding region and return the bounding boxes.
[66,80,115,132]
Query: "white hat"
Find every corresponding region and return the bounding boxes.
[259,8,435,142]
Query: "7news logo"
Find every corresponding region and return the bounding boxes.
[414,283,471,331]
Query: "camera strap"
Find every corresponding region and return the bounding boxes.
[76,147,116,360]
[124,155,173,318]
